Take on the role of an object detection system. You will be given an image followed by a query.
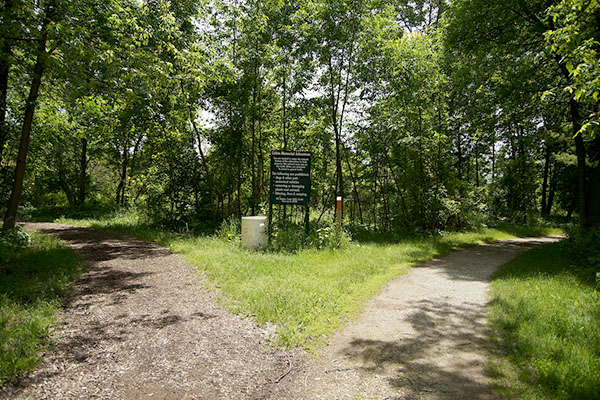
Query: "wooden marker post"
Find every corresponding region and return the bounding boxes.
[336,195,342,232]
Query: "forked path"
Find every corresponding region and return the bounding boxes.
[0,223,561,399]
[271,236,562,400]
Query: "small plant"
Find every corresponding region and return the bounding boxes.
[269,219,351,253]
[215,217,241,243]
[0,226,31,264]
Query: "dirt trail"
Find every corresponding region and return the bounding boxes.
[0,223,297,400]
[0,223,561,399]
[271,236,562,400]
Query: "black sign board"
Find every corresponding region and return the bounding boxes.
[269,151,311,205]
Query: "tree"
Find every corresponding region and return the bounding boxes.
[444,0,600,226]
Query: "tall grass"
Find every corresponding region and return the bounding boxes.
[488,241,600,399]
[59,212,563,349]
[0,233,81,385]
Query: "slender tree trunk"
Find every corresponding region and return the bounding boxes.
[0,0,13,166]
[491,133,495,184]
[587,135,600,227]
[182,84,216,220]
[3,13,50,231]
[250,65,257,215]
[345,150,363,223]
[555,57,588,225]
[282,72,288,221]
[115,146,128,206]
[475,140,479,187]
[570,99,587,225]
[77,137,87,206]
[547,161,557,215]
[541,143,550,215]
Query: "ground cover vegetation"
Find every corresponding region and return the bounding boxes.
[0,0,598,395]
[488,227,600,400]
[0,229,81,385]
[60,209,562,349]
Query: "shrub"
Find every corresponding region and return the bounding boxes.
[270,219,351,253]
[0,227,31,264]
[563,226,600,286]
[215,216,241,243]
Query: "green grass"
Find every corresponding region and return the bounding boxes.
[488,242,600,400]
[0,233,82,385]
[59,212,563,349]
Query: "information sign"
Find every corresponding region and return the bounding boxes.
[269,151,311,205]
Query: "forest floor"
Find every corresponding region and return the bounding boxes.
[0,223,561,399]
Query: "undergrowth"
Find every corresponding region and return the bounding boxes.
[58,212,563,350]
[0,231,81,385]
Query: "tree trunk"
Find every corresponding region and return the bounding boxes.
[587,135,600,227]
[184,97,216,220]
[3,13,49,231]
[475,140,479,187]
[0,0,13,166]
[77,137,87,206]
[547,162,557,216]
[345,150,363,224]
[541,143,550,215]
[570,99,587,225]
[115,146,128,206]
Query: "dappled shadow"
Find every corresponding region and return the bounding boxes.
[0,305,213,398]
[412,239,557,283]
[32,226,171,262]
[67,266,152,302]
[343,299,493,399]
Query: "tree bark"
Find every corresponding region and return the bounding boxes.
[570,99,587,225]
[0,0,13,166]
[77,137,87,206]
[3,12,50,231]
[344,150,363,224]
[587,135,600,227]
[541,142,550,215]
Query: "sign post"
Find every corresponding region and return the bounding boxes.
[269,151,311,237]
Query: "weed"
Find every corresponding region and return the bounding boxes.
[0,232,81,385]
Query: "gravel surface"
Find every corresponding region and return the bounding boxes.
[0,223,299,400]
[0,223,560,399]
[271,236,563,400]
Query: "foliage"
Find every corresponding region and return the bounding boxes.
[215,216,241,242]
[563,226,600,283]
[489,241,600,399]
[269,219,351,253]
[545,0,600,137]
[61,214,563,349]
[1,0,597,237]
[0,232,81,385]
[0,227,31,266]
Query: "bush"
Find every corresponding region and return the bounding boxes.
[563,226,600,286]
[0,227,31,264]
[270,219,351,253]
[215,216,241,243]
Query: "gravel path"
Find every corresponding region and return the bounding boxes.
[0,224,560,399]
[271,236,562,400]
[0,223,298,400]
